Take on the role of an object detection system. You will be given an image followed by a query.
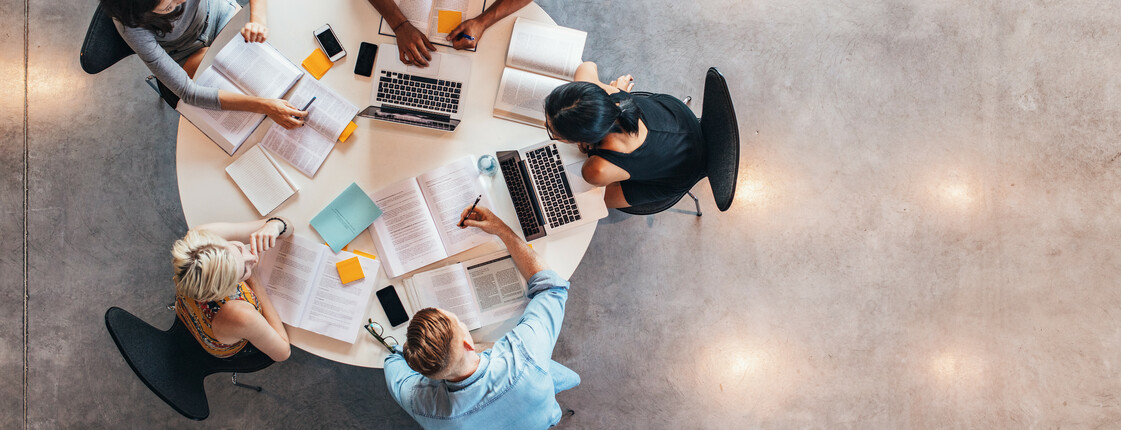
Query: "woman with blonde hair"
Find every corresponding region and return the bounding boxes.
[171,217,291,361]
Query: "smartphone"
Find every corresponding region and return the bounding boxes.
[313,24,346,62]
[377,285,410,327]
[354,42,377,77]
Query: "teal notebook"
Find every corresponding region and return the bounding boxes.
[311,183,383,252]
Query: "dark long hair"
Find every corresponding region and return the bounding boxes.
[100,0,184,36]
[544,81,642,147]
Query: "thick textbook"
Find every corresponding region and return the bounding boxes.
[493,18,587,127]
[177,36,303,155]
[404,251,528,330]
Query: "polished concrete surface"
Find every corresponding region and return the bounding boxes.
[8,0,1121,428]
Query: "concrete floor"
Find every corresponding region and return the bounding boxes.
[7,0,1121,428]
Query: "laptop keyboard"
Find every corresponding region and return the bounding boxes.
[525,145,581,228]
[499,154,544,241]
[377,71,461,114]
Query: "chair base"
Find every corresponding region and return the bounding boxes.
[231,373,262,392]
[618,191,702,217]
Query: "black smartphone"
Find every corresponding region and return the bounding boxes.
[376,285,410,327]
[355,42,377,77]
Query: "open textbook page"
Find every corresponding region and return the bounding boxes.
[177,36,303,155]
[404,253,528,331]
[259,79,359,177]
[256,234,379,344]
[368,156,494,278]
[494,18,587,127]
[378,0,487,48]
[418,157,493,256]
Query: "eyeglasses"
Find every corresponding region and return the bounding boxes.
[364,319,400,352]
[546,125,559,142]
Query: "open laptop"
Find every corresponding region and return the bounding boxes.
[497,141,609,241]
[357,43,470,131]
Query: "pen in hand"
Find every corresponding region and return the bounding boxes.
[459,195,482,227]
[295,96,317,119]
[455,33,475,41]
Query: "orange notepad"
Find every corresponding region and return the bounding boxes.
[338,121,358,143]
[302,48,333,80]
[336,256,365,284]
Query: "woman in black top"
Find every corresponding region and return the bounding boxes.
[544,62,705,208]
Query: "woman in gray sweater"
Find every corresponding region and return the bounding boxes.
[101,0,305,128]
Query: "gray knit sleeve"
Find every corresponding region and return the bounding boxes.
[114,22,222,110]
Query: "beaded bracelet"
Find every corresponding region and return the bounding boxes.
[266,217,288,236]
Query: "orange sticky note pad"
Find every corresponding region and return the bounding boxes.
[336,257,365,284]
[437,10,462,33]
[338,121,358,143]
[302,48,333,80]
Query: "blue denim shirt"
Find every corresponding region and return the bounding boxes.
[385,270,571,430]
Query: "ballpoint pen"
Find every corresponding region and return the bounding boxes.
[296,96,317,119]
[459,194,482,227]
[455,33,475,41]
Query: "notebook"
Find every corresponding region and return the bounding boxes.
[225,145,299,216]
[496,141,607,241]
[377,0,489,50]
[357,43,471,131]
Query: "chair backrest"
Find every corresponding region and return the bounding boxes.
[104,307,274,420]
[699,67,740,212]
[80,4,135,74]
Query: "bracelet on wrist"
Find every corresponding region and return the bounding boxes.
[392,20,409,32]
[266,217,287,236]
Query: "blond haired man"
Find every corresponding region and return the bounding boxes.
[384,206,579,429]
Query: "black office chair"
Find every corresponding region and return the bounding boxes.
[80,4,179,108]
[104,307,274,421]
[618,67,740,216]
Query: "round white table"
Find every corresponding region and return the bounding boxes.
[176,2,596,368]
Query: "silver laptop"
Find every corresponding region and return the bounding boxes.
[496,141,608,241]
[357,43,471,131]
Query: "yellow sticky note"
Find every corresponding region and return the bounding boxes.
[437,10,462,33]
[336,257,365,284]
[302,48,333,80]
[352,249,378,260]
[338,121,358,143]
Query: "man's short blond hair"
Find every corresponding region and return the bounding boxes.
[171,230,239,302]
[403,308,457,378]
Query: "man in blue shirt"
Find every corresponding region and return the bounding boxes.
[384,206,580,429]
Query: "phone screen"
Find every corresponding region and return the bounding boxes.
[316,28,344,57]
[377,286,410,327]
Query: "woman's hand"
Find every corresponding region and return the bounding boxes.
[609,74,635,92]
[446,18,487,50]
[394,22,437,67]
[249,219,284,255]
[261,99,307,129]
[241,22,269,43]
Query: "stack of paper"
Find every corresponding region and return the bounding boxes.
[225,145,299,216]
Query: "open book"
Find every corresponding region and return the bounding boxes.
[259,79,360,177]
[404,252,528,330]
[368,156,494,278]
[493,18,587,127]
[225,144,299,216]
[256,234,380,344]
[377,0,488,49]
[177,36,304,155]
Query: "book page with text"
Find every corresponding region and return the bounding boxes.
[288,78,359,140]
[368,178,448,278]
[225,145,298,216]
[213,36,302,99]
[465,254,528,327]
[178,68,263,152]
[494,68,567,126]
[259,123,335,178]
[410,264,483,330]
[417,157,494,256]
[256,234,326,326]
[297,251,378,343]
[505,18,586,80]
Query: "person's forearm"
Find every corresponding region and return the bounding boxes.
[477,0,532,28]
[368,0,410,30]
[197,217,288,242]
[248,0,267,24]
[217,90,269,114]
[248,279,290,342]
[495,228,549,279]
